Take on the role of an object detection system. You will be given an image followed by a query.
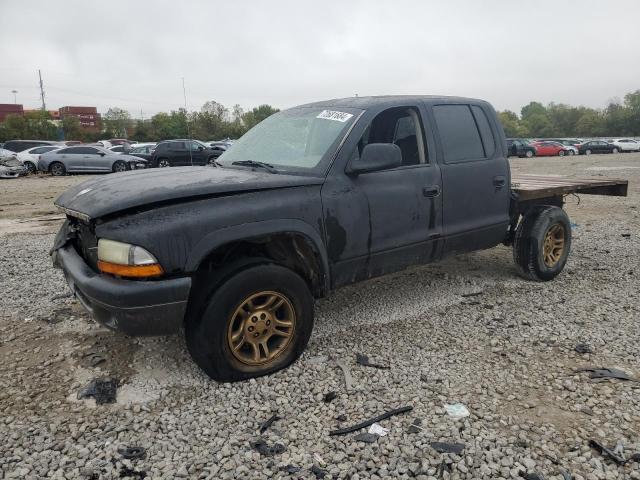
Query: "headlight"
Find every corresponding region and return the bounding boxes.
[97,239,163,278]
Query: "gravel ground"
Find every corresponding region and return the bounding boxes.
[1,153,639,479]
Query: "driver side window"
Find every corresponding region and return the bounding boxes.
[354,107,427,167]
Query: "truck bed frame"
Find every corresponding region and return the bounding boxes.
[511,174,628,201]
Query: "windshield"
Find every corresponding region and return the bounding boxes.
[218,106,361,173]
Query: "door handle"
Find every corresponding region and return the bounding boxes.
[493,176,506,189]
[423,185,441,197]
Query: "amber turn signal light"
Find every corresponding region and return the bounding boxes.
[97,260,164,278]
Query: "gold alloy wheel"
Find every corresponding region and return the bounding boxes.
[542,224,565,267]
[227,291,296,366]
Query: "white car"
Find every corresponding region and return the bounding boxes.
[609,139,640,152]
[16,145,61,174]
[0,148,17,159]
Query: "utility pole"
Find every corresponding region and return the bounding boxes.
[182,77,193,166]
[38,69,46,111]
[11,90,17,104]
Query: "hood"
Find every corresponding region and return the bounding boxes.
[55,166,323,220]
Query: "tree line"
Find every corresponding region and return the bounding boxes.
[1,90,639,143]
[498,90,640,138]
[0,101,280,143]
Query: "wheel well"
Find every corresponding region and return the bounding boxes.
[505,195,565,246]
[195,233,326,298]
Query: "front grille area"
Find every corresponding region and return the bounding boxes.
[71,219,99,271]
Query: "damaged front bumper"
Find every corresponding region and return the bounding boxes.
[52,231,191,336]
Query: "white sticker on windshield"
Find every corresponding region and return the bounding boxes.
[316,110,354,122]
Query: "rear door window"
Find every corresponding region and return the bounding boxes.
[471,105,496,157]
[433,105,485,163]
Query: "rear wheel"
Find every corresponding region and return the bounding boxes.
[24,161,36,174]
[525,150,534,158]
[585,149,592,155]
[157,158,171,168]
[186,262,314,382]
[49,162,66,176]
[568,150,575,156]
[513,206,571,281]
[558,150,565,156]
[112,160,127,173]
[612,148,619,154]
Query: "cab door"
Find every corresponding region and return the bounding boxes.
[321,105,443,287]
[429,103,510,254]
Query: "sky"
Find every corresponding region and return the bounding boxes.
[0,0,639,117]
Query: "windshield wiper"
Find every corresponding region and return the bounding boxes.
[231,160,278,173]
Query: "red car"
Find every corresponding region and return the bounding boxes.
[531,141,568,157]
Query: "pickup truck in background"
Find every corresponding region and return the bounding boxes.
[51,96,628,382]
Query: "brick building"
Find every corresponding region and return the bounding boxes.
[59,106,101,131]
[0,104,24,122]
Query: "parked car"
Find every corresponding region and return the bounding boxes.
[126,143,156,162]
[109,138,134,146]
[3,139,63,153]
[0,148,18,159]
[16,145,61,173]
[109,145,128,154]
[506,138,536,158]
[577,140,619,155]
[0,157,28,178]
[530,141,571,157]
[39,145,147,175]
[609,138,640,152]
[544,139,580,154]
[150,139,223,168]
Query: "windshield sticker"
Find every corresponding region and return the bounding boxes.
[316,110,354,122]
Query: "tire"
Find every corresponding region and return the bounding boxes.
[513,206,572,281]
[24,161,36,174]
[207,156,217,166]
[157,158,171,168]
[186,262,314,382]
[585,149,592,155]
[112,160,127,173]
[612,148,619,154]
[525,150,534,158]
[49,162,66,176]
[568,150,575,156]
[558,150,565,156]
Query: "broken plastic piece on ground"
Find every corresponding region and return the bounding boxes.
[368,423,389,436]
[574,343,593,354]
[334,358,355,392]
[430,442,465,455]
[258,413,281,434]
[251,439,286,456]
[575,367,636,382]
[310,464,327,479]
[354,432,379,443]
[323,391,337,403]
[589,439,626,465]
[444,403,470,419]
[117,446,146,460]
[77,377,117,404]
[329,405,413,435]
[356,353,390,369]
[282,465,301,474]
[519,472,546,480]
[407,418,422,433]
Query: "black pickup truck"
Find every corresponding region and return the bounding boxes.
[52,96,628,382]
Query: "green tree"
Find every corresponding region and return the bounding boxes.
[131,120,153,142]
[497,110,527,137]
[62,115,82,141]
[103,107,132,137]
[242,104,279,130]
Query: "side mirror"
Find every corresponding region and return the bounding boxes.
[348,143,402,174]
[198,146,204,151]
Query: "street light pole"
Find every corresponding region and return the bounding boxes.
[11,90,18,104]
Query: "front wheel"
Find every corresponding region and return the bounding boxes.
[24,161,36,174]
[186,262,314,382]
[525,150,534,158]
[112,160,127,173]
[157,158,171,168]
[558,150,565,156]
[585,149,592,155]
[568,150,575,156]
[207,156,217,166]
[612,148,619,154]
[513,206,571,281]
[49,162,66,176]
